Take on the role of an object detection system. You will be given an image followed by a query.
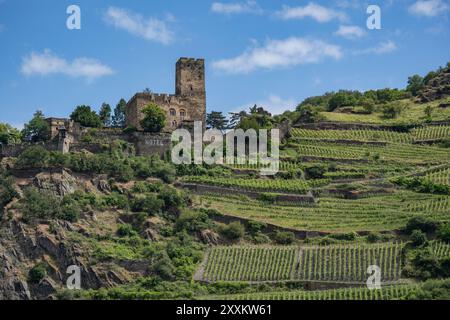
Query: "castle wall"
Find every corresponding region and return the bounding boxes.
[126,58,206,132]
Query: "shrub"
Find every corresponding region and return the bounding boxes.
[117,224,138,237]
[175,210,212,233]
[28,263,47,284]
[246,221,267,234]
[158,186,188,211]
[0,171,17,209]
[366,232,381,243]
[16,146,50,169]
[131,194,164,214]
[329,232,358,241]
[221,222,245,240]
[273,231,295,245]
[405,217,439,234]
[304,165,327,179]
[411,229,427,247]
[382,103,404,119]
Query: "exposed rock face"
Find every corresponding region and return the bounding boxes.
[419,68,450,102]
[33,170,77,197]
[92,174,111,193]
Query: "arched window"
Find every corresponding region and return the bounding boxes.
[169,108,176,116]
[180,109,186,120]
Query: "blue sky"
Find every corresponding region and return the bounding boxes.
[0,0,449,128]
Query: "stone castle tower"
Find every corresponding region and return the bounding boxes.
[126,58,206,131]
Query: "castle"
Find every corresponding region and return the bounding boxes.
[0,58,207,158]
[126,57,206,131]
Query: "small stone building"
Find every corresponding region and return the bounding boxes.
[125,57,206,131]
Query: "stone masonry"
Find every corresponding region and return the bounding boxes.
[125,57,206,131]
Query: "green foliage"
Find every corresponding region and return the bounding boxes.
[273,231,295,245]
[117,224,138,238]
[157,186,188,212]
[175,210,212,233]
[131,193,164,214]
[70,105,102,128]
[0,169,17,213]
[329,232,358,241]
[28,263,47,284]
[21,187,82,223]
[405,217,439,234]
[409,279,450,300]
[0,123,22,145]
[207,111,229,131]
[382,103,404,119]
[411,229,428,247]
[16,146,50,169]
[220,222,245,240]
[406,74,425,96]
[99,103,112,127]
[140,103,166,133]
[393,176,450,195]
[112,98,127,127]
[437,225,450,244]
[22,110,50,142]
[296,105,323,123]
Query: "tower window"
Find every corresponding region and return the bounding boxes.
[180,109,186,120]
[169,108,176,116]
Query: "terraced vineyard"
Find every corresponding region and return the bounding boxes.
[200,285,418,300]
[425,167,450,186]
[201,244,404,283]
[290,141,450,164]
[291,125,450,144]
[183,176,329,194]
[201,192,450,233]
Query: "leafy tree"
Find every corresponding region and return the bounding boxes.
[112,98,127,127]
[140,103,166,133]
[0,123,22,145]
[327,91,359,111]
[411,229,427,247]
[406,74,425,96]
[206,111,229,132]
[221,221,245,240]
[382,103,404,119]
[228,111,248,129]
[70,105,102,128]
[99,103,112,127]
[22,110,50,142]
[296,105,322,123]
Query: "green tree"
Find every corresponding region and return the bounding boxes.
[140,103,166,133]
[99,103,112,127]
[70,105,102,128]
[112,98,127,127]
[406,74,424,96]
[0,123,22,145]
[16,146,50,169]
[206,111,229,132]
[22,110,50,142]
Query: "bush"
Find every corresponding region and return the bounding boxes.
[175,210,212,233]
[16,146,50,169]
[329,232,358,241]
[405,217,439,234]
[131,194,164,214]
[273,231,295,245]
[246,221,267,234]
[411,229,427,247]
[28,263,47,284]
[366,232,381,243]
[117,224,138,237]
[0,170,17,209]
[221,222,245,240]
[304,165,327,179]
[382,103,404,119]
[158,186,188,211]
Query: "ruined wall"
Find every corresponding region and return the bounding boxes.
[131,132,171,156]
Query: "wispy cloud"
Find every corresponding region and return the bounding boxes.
[104,7,174,44]
[211,1,263,15]
[213,37,342,74]
[276,2,347,22]
[356,41,398,55]
[409,0,450,17]
[20,49,114,82]
[335,25,366,39]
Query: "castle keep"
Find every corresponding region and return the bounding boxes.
[126,58,206,131]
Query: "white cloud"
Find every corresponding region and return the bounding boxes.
[409,0,449,17]
[335,25,366,39]
[356,41,398,55]
[276,2,347,22]
[20,49,114,81]
[213,37,342,74]
[211,1,263,14]
[104,7,174,44]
